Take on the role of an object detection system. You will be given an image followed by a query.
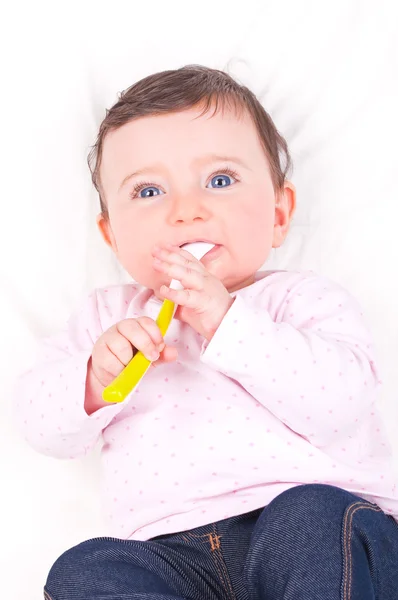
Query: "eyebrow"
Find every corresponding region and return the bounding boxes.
[118,154,251,191]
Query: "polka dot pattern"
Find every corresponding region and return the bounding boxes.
[14,273,398,540]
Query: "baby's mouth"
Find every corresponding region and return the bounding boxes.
[179,241,215,261]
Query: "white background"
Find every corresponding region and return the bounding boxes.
[1,0,398,597]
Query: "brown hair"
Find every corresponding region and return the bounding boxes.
[88,64,292,215]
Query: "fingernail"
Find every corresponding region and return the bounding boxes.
[150,351,160,361]
[158,342,165,352]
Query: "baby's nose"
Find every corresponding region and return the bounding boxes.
[167,192,210,225]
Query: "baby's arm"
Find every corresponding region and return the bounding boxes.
[201,272,379,448]
[13,291,127,459]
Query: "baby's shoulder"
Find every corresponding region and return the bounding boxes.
[250,269,332,294]
[246,269,357,309]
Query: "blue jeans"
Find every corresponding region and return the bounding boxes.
[44,484,398,599]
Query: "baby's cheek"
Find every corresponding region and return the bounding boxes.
[122,254,152,286]
[236,216,273,267]
[111,224,147,281]
[121,249,163,289]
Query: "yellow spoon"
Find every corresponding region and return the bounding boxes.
[102,242,214,404]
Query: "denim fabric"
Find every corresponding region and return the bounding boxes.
[45,484,398,600]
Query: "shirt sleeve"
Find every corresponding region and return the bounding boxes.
[200,273,380,448]
[13,290,129,459]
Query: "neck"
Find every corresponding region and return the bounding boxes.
[227,273,256,293]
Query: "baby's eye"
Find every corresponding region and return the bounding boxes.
[133,185,164,199]
[140,187,160,198]
[207,173,236,189]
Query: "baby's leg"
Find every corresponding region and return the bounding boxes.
[244,484,398,600]
[44,531,223,600]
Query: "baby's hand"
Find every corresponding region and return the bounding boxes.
[152,244,234,341]
[90,317,178,389]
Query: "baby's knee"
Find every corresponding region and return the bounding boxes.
[44,538,108,600]
[258,484,358,538]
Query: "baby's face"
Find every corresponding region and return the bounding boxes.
[98,104,294,293]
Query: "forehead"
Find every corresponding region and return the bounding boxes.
[100,104,267,192]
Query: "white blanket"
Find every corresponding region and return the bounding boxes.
[1,1,397,597]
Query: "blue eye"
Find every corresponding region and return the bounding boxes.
[133,185,164,199]
[207,173,236,189]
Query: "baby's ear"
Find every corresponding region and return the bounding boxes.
[97,213,118,252]
[272,181,296,248]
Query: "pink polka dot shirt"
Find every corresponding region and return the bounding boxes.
[15,271,398,540]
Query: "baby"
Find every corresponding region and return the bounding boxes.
[16,65,398,599]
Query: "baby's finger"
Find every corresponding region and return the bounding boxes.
[153,260,206,292]
[152,345,178,368]
[93,347,126,385]
[117,318,163,361]
[159,285,208,310]
[104,326,135,366]
[135,316,165,347]
[152,245,204,273]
